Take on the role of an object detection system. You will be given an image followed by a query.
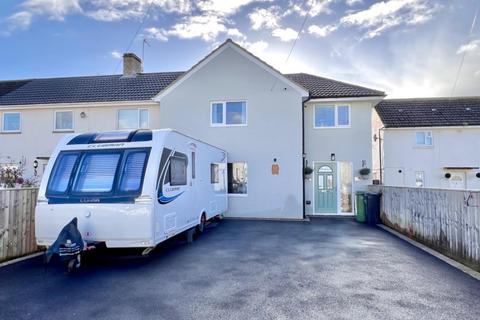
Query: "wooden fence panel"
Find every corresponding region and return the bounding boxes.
[0,188,39,262]
[371,186,480,271]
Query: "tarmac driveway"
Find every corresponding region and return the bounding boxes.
[0,218,479,320]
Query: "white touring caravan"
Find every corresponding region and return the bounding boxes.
[35,129,227,251]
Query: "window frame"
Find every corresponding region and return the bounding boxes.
[169,156,188,187]
[2,112,21,133]
[227,161,248,196]
[117,108,150,130]
[53,110,74,132]
[415,131,433,147]
[415,171,425,187]
[313,104,351,129]
[211,163,219,184]
[210,100,248,127]
[45,148,150,200]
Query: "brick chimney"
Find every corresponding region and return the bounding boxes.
[123,53,142,77]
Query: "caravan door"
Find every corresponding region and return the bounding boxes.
[189,144,198,225]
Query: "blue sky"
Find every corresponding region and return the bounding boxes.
[0,0,479,98]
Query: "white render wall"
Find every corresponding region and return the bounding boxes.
[158,46,304,219]
[0,103,160,179]
[382,127,480,190]
[303,99,377,215]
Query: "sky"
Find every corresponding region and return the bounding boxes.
[0,0,479,98]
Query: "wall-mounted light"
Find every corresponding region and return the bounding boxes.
[33,160,38,169]
[476,172,480,179]
[445,173,451,179]
[330,153,335,161]
[80,112,87,118]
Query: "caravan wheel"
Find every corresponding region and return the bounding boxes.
[196,213,206,234]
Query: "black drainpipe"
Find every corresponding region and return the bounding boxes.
[302,97,310,220]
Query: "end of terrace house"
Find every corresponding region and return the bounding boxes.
[0,39,385,220]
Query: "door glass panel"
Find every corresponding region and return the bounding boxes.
[339,162,353,213]
[318,175,324,189]
[318,165,333,173]
[326,174,334,189]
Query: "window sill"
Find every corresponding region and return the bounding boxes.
[210,124,248,127]
[314,125,351,129]
[228,193,248,197]
[53,130,74,133]
[413,145,434,149]
[1,131,21,134]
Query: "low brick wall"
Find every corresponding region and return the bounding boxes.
[369,186,480,271]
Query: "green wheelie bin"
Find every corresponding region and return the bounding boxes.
[355,192,366,223]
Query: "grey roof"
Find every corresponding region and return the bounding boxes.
[0,72,183,106]
[0,80,30,97]
[285,73,385,99]
[0,71,384,106]
[376,97,480,128]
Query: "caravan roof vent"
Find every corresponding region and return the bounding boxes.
[68,130,152,145]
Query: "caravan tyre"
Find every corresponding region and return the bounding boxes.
[196,213,206,234]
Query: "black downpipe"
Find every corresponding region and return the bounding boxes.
[302,98,309,220]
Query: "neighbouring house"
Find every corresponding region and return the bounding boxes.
[375,97,480,190]
[0,39,384,218]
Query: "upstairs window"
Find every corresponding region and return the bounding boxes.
[54,111,74,131]
[2,112,21,132]
[416,131,433,146]
[118,109,149,129]
[314,105,350,128]
[211,101,247,126]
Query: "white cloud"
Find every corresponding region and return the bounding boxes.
[345,0,362,6]
[197,0,271,16]
[144,27,169,41]
[86,0,193,22]
[457,40,480,55]
[110,50,122,59]
[248,7,280,30]
[475,70,480,77]
[289,0,335,17]
[272,27,298,42]
[245,40,269,56]
[7,11,33,30]
[22,0,82,21]
[163,15,228,42]
[340,0,440,39]
[226,28,247,41]
[308,24,337,37]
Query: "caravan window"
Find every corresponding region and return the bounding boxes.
[47,153,79,193]
[211,164,219,183]
[119,151,148,192]
[73,152,121,193]
[46,148,150,201]
[170,157,187,186]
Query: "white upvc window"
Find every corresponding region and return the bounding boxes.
[2,112,21,133]
[118,108,149,129]
[210,101,247,126]
[314,105,350,128]
[54,111,74,131]
[415,171,425,187]
[415,131,433,146]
